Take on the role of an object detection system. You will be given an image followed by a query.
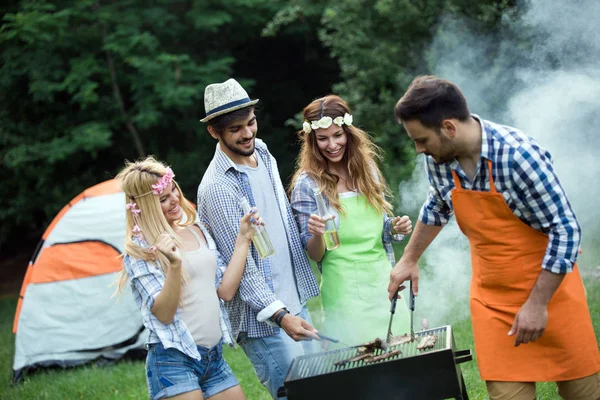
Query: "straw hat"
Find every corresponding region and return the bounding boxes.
[200,78,259,123]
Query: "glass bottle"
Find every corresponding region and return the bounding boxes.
[313,187,340,250]
[239,197,275,259]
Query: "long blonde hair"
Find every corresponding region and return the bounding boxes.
[289,95,393,215]
[116,156,196,291]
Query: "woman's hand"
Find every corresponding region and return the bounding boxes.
[391,215,412,235]
[239,207,260,242]
[154,233,182,265]
[307,214,333,237]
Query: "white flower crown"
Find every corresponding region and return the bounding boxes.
[302,113,353,134]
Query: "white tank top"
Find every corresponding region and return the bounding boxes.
[178,226,222,348]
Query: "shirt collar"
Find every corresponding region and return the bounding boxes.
[472,114,493,161]
[213,138,266,175]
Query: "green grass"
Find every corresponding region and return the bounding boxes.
[1,277,598,400]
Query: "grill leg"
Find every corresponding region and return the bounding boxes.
[457,374,469,400]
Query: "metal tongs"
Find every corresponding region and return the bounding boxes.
[316,332,351,348]
[316,332,340,343]
[409,280,415,341]
[386,280,416,343]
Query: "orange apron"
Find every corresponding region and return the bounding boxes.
[452,160,600,381]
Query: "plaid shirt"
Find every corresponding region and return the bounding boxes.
[421,115,581,274]
[197,139,319,339]
[290,172,404,270]
[122,223,234,361]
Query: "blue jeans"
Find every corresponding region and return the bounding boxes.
[238,306,317,399]
[146,340,238,400]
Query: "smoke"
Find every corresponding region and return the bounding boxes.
[398,160,472,326]
[398,0,600,327]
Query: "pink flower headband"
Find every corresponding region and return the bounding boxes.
[151,167,175,195]
[125,167,176,240]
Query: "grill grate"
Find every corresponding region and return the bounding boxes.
[288,326,449,381]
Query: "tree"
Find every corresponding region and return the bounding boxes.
[0,0,339,249]
[266,0,519,209]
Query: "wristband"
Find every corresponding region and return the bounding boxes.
[271,309,290,327]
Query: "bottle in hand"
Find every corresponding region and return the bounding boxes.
[312,187,340,250]
[239,197,275,259]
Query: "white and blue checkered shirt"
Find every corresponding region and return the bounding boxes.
[122,223,234,361]
[421,115,581,274]
[197,138,319,339]
[290,172,404,270]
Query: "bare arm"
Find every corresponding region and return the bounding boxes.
[150,234,183,325]
[217,234,252,301]
[151,260,183,324]
[527,269,565,306]
[509,269,565,346]
[387,221,443,299]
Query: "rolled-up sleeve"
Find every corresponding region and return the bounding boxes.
[122,255,164,311]
[419,159,453,226]
[383,215,405,243]
[511,144,581,274]
[290,175,318,249]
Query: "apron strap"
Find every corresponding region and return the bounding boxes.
[451,169,462,189]
[486,160,497,193]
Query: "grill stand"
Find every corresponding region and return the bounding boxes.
[278,325,472,400]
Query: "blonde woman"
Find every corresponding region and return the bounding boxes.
[118,156,258,400]
[290,95,413,346]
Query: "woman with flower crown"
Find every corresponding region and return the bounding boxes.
[117,156,258,400]
[289,95,413,347]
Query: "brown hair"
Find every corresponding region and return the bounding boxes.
[394,76,471,129]
[289,95,392,215]
[207,106,255,134]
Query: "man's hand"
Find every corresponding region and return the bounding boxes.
[388,258,419,300]
[280,314,320,341]
[508,300,548,346]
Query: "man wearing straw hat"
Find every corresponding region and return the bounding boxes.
[197,78,320,399]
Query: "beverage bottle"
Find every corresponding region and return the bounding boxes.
[312,187,340,250]
[239,197,275,259]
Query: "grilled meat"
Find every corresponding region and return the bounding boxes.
[333,353,373,366]
[359,338,388,352]
[366,349,403,363]
[417,334,438,350]
[334,338,392,366]
[387,334,413,346]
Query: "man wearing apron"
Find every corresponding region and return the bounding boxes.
[388,76,599,400]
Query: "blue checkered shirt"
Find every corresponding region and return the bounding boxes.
[197,139,320,339]
[291,172,404,270]
[421,115,581,274]
[122,223,234,361]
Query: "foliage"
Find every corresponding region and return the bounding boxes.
[0,0,337,249]
[266,0,519,210]
[0,0,522,248]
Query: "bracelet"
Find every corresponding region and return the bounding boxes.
[272,309,290,327]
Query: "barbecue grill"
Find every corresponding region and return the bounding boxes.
[277,325,472,400]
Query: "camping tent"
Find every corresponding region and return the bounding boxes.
[12,179,148,383]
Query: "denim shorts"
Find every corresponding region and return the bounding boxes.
[146,340,239,399]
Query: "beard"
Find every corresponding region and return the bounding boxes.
[432,135,457,163]
[223,136,256,157]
